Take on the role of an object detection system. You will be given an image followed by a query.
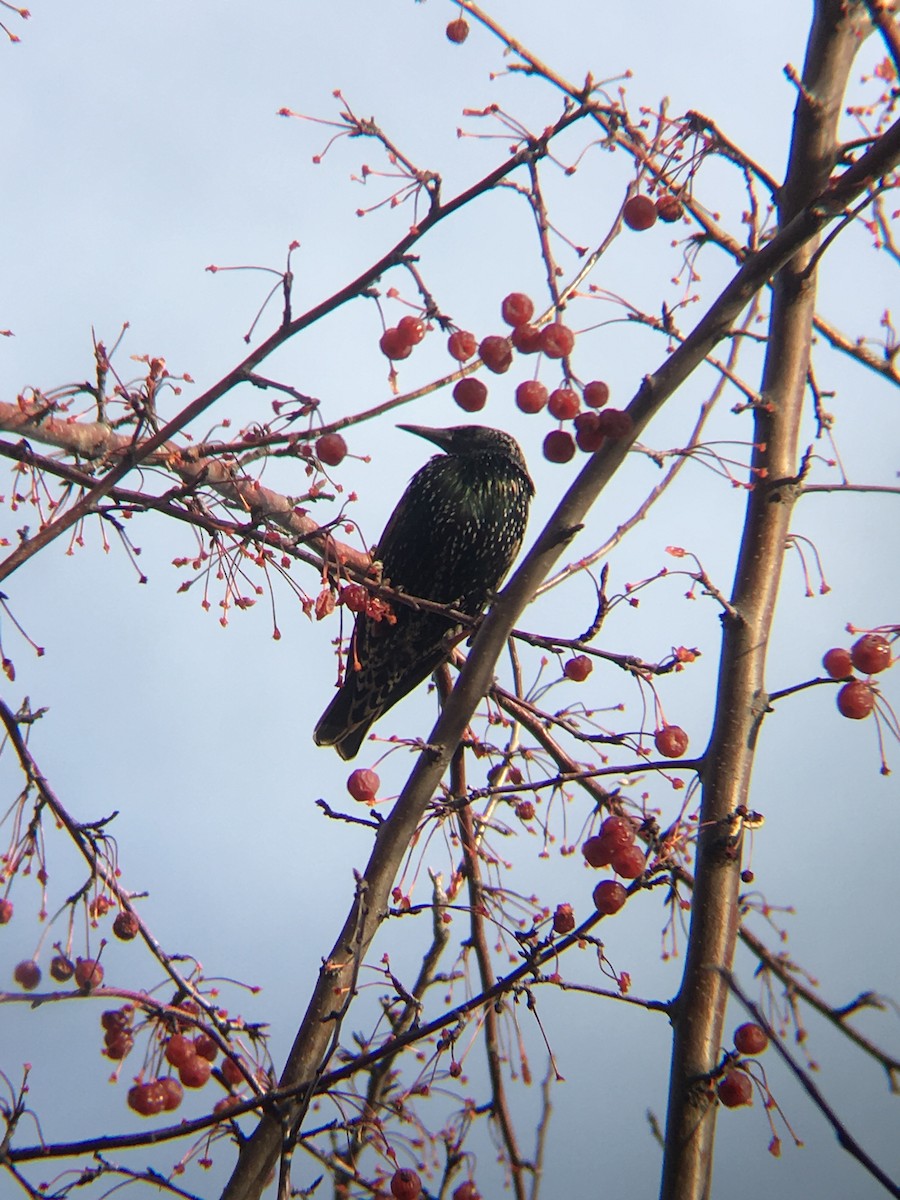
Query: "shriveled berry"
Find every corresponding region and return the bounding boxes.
[447,330,477,361]
[515,379,548,414]
[511,323,543,354]
[552,903,576,934]
[514,799,535,821]
[14,959,41,990]
[0,898,12,924]
[128,1081,166,1116]
[347,768,380,802]
[592,879,628,915]
[113,910,139,940]
[582,835,614,868]
[214,1094,242,1115]
[222,1055,245,1088]
[390,1167,422,1200]
[822,647,853,679]
[179,1054,212,1089]
[539,322,575,359]
[583,380,610,408]
[837,679,875,719]
[717,1068,753,1107]
[655,725,689,758]
[453,1183,482,1200]
[611,843,645,879]
[101,1007,132,1032]
[74,957,104,992]
[315,433,347,467]
[850,633,892,675]
[446,17,469,43]
[379,327,413,361]
[105,1030,134,1060]
[595,408,634,438]
[733,1022,769,1056]
[623,195,658,231]
[548,387,580,420]
[341,584,369,612]
[50,954,74,982]
[543,430,576,463]
[397,315,426,346]
[655,194,684,223]
[564,655,592,681]
[453,377,488,412]
[479,335,513,374]
[574,411,605,452]
[501,292,535,327]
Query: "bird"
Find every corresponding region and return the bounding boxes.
[314,423,534,760]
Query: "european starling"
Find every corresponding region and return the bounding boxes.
[314,424,534,760]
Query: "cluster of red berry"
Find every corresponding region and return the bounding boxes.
[717,1021,769,1108]
[12,953,103,992]
[621,192,683,231]
[822,632,893,719]
[582,815,644,916]
[126,1017,247,1118]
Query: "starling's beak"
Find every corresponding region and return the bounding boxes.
[397,423,454,453]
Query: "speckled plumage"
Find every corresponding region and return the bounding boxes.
[314,424,534,760]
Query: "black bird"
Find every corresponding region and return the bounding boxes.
[314,424,534,760]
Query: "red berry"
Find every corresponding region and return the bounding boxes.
[165,1034,196,1069]
[583,380,610,408]
[592,880,627,915]
[347,768,380,802]
[128,1081,166,1117]
[611,843,645,879]
[544,430,576,463]
[447,330,477,361]
[453,1183,482,1200]
[179,1054,212,1089]
[390,1168,422,1200]
[315,433,347,467]
[501,292,535,327]
[822,647,853,679]
[397,315,426,346]
[655,725,689,758]
[741,868,755,884]
[582,835,614,868]
[599,814,635,848]
[453,377,488,412]
[50,954,74,982]
[655,194,684,223]
[0,898,12,924]
[214,1094,242,1115]
[379,327,413,360]
[222,1055,245,1088]
[837,679,875,719]
[717,1068,753,1108]
[595,408,634,438]
[479,335,513,374]
[623,194,658,231]
[160,1076,184,1112]
[510,323,543,354]
[445,17,469,43]
[14,959,41,990]
[101,1007,132,1032]
[539,322,575,359]
[113,910,139,940]
[573,411,605,452]
[515,379,548,414]
[548,387,580,420]
[194,1033,218,1062]
[105,1030,134,1060]
[564,654,593,681]
[552,903,575,935]
[733,1022,769,1056]
[74,957,104,992]
[850,633,892,675]
[514,798,535,820]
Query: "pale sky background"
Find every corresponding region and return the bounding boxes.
[1,3,898,1199]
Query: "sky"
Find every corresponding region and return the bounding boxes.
[1,3,899,1199]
